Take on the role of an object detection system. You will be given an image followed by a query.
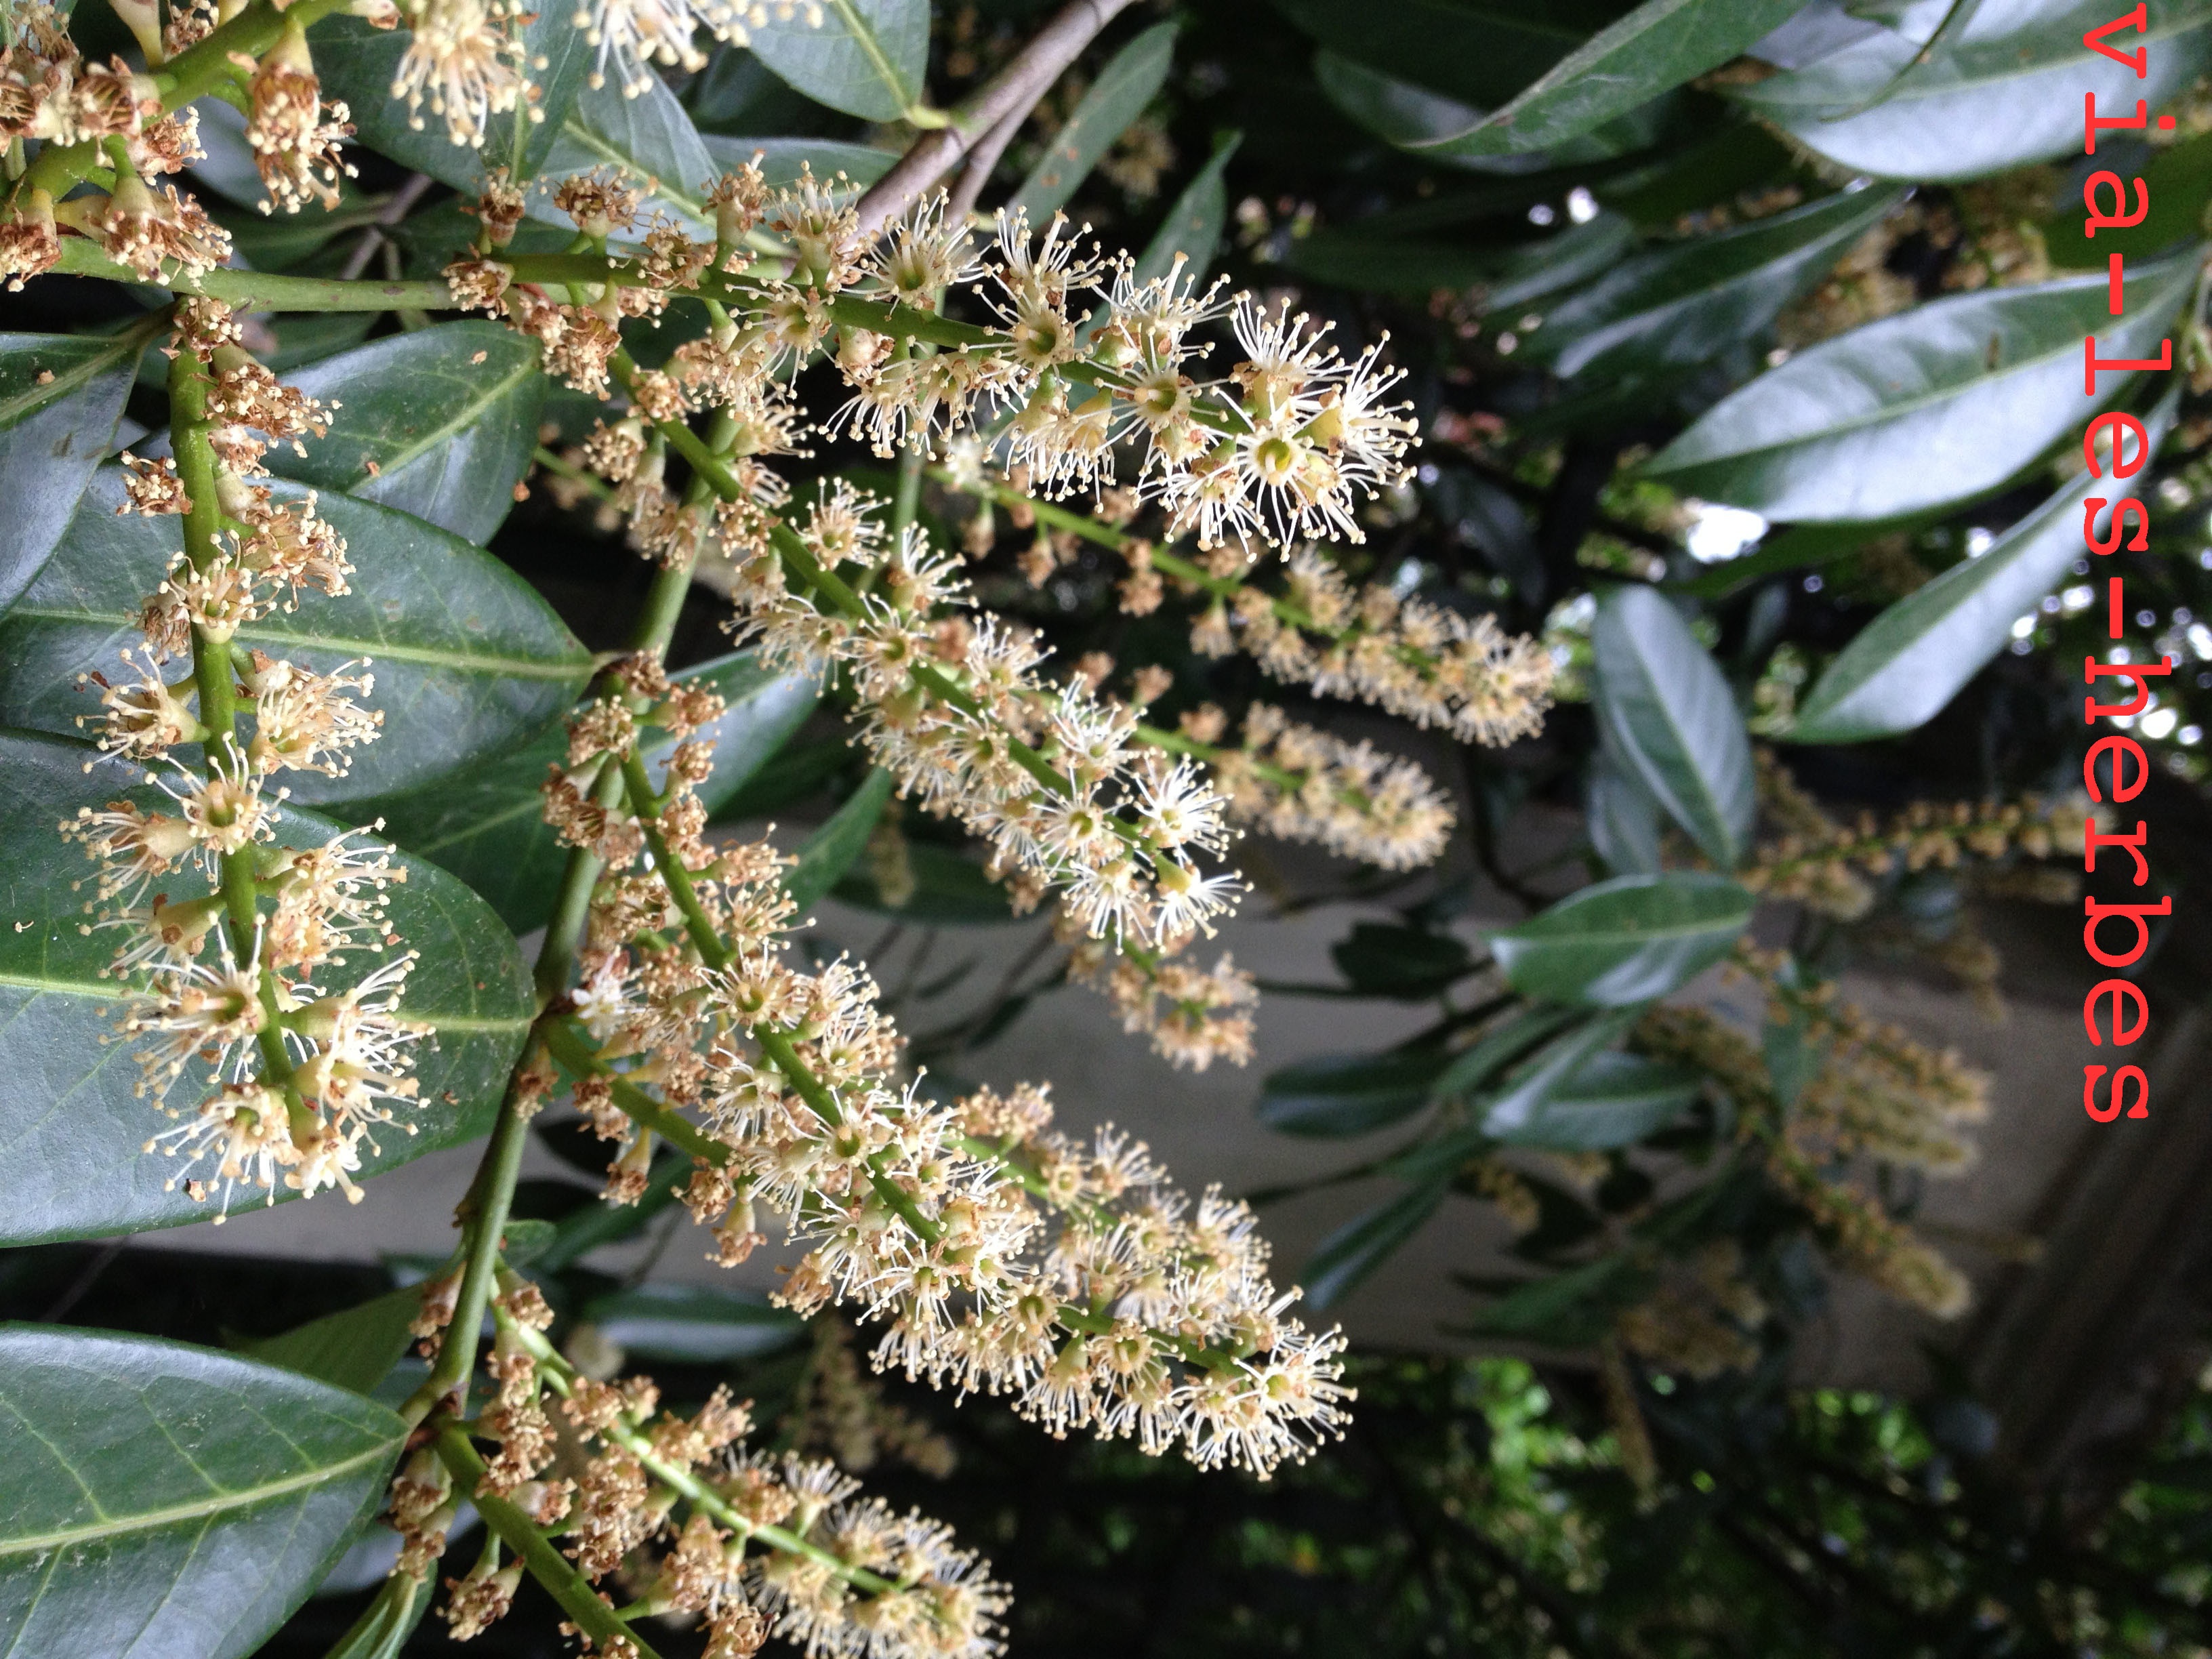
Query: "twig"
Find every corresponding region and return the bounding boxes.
[946,104,1028,224]
[338,171,434,281]
[853,0,1138,237]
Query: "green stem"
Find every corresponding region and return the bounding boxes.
[50,236,455,310]
[434,1428,668,1659]
[424,1063,535,1414]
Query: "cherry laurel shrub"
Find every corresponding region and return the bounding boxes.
[0,1,2200,1656]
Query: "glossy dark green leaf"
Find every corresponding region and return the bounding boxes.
[1529,185,1906,379]
[357,652,816,935]
[1587,745,1665,876]
[1299,1180,1450,1309]
[1010,22,1177,225]
[786,766,894,912]
[312,5,592,191]
[1593,585,1754,868]
[1645,254,2198,522]
[579,1283,805,1361]
[537,70,719,237]
[1488,872,1753,1006]
[0,331,140,610]
[747,0,928,123]
[0,1326,405,1659]
[1331,922,1476,998]
[0,731,533,1244]
[1431,1004,1587,1101]
[0,471,594,805]
[701,133,896,188]
[1487,1046,1698,1150]
[1436,0,1807,156]
[1132,131,1241,286]
[241,1287,422,1397]
[1315,49,1672,173]
[1276,0,1593,108]
[834,842,1019,924]
[1458,1252,1649,1342]
[1732,0,2212,183]
[1256,1048,1450,1137]
[2046,131,2212,268]
[1290,210,1633,302]
[262,322,545,546]
[1790,397,2177,742]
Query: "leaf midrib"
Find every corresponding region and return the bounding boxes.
[345,350,539,484]
[4,605,589,678]
[1739,7,2212,113]
[558,119,705,221]
[0,1437,395,1556]
[1660,272,2179,468]
[0,337,134,431]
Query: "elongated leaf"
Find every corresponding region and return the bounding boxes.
[747,0,928,123]
[318,1576,422,1659]
[311,6,592,189]
[1292,209,1633,302]
[1276,0,1589,108]
[0,471,593,804]
[835,842,1021,924]
[1489,1050,1698,1150]
[1432,1004,1586,1101]
[1645,254,2198,521]
[537,70,719,237]
[1332,921,1476,998]
[0,1326,405,1659]
[262,323,545,546]
[1791,398,2178,741]
[241,1287,422,1397]
[1593,585,1754,868]
[357,652,816,935]
[1459,1252,1648,1342]
[1131,131,1241,287]
[1299,1180,1450,1309]
[1315,50,1672,173]
[1588,747,1664,876]
[0,331,140,610]
[786,766,894,911]
[1488,873,1753,1006]
[1257,1048,1450,1136]
[2046,131,2212,268]
[1010,22,1178,226]
[1732,0,2212,183]
[1530,185,1905,379]
[0,731,533,1244]
[1438,0,1807,156]
[579,1284,805,1361]
[701,133,896,188]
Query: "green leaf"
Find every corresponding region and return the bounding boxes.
[1731,0,2212,183]
[747,0,928,123]
[785,766,893,912]
[1644,253,2198,521]
[311,6,593,190]
[1431,1004,1587,1101]
[1587,745,1664,876]
[0,471,594,805]
[261,322,546,546]
[357,651,817,935]
[1458,1252,1649,1342]
[701,134,896,188]
[1132,131,1240,287]
[1298,1181,1450,1309]
[1488,1049,1699,1150]
[1790,396,2178,742]
[1276,0,1591,109]
[317,1575,423,1659]
[2045,131,2212,268]
[834,841,1020,924]
[1592,585,1754,868]
[241,1287,422,1397]
[1314,49,1672,173]
[0,730,533,1244]
[1528,185,1906,379]
[1256,1048,1450,1137]
[1488,872,1753,1006]
[0,331,140,610]
[537,69,719,237]
[1434,0,1807,157]
[0,1326,406,1659]
[579,1283,806,1361]
[1290,209,1633,301]
[1010,22,1178,226]
[1330,921,1475,998]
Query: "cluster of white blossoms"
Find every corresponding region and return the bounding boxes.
[401,1278,1005,1659]
[59,300,422,1215]
[536,661,1349,1477]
